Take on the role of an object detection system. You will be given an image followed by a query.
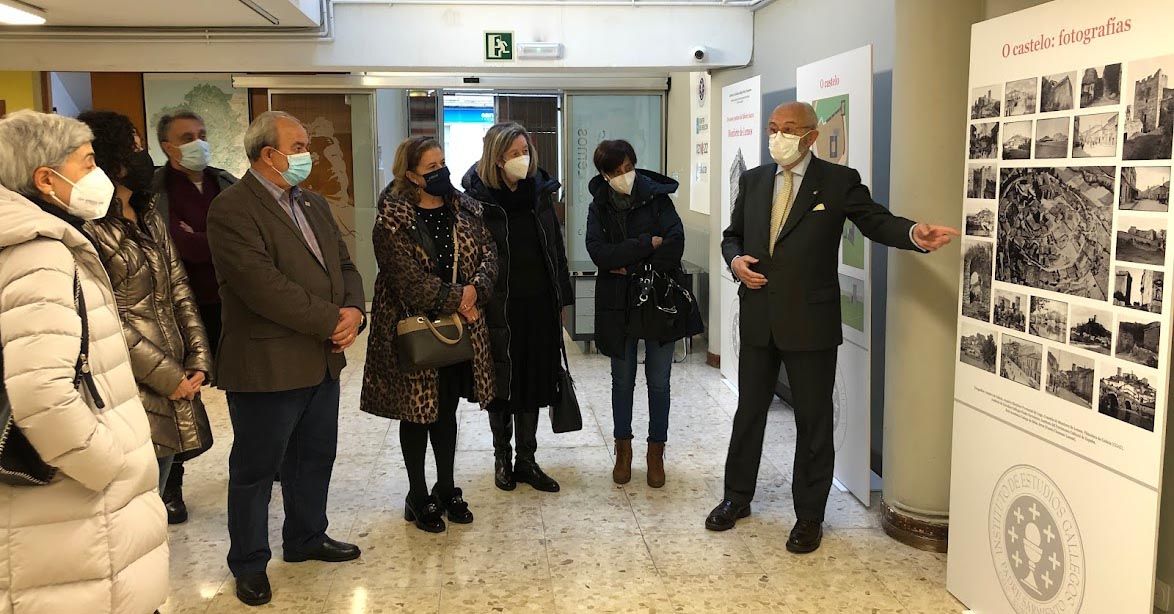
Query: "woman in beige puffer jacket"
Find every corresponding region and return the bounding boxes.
[0,110,168,614]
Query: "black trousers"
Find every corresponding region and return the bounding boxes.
[226,376,340,576]
[723,340,838,522]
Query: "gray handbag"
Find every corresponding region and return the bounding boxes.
[395,227,474,371]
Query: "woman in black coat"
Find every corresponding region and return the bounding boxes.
[462,122,573,493]
[585,139,689,488]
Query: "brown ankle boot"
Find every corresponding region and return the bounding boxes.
[647,442,665,488]
[613,438,633,484]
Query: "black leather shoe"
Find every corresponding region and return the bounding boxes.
[786,520,824,553]
[705,499,751,531]
[514,460,560,492]
[437,487,474,524]
[162,487,188,525]
[283,536,361,563]
[494,455,516,491]
[404,496,446,533]
[235,572,271,607]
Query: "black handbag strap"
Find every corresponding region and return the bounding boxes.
[71,269,104,409]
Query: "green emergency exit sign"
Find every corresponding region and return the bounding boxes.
[485,32,514,61]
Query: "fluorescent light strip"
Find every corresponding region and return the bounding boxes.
[0,0,45,25]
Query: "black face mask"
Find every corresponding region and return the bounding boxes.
[123,150,156,192]
[419,166,453,197]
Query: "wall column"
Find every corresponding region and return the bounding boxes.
[880,0,982,552]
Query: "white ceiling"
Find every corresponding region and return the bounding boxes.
[26,0,321,28]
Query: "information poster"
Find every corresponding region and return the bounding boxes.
[719,76,762,386]
[797,46,875,505]
[690,71,712,215]
[948,2,1171,613]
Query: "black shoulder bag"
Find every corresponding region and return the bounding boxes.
[550,340,583,434]
[0,270,104,486]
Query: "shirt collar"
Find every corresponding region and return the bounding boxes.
[249,168,300,204]
[776,150,813,178]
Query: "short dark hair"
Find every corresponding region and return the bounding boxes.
[78,110,136,184]
[593,139,637,175]
[156,110,204,145]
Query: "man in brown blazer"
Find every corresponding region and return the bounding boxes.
[207,111,366,607]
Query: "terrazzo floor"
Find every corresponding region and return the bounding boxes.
[160,336,966,613]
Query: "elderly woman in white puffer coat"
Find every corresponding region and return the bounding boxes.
[0,110,168,614]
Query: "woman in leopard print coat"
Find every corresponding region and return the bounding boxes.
[360,136,498,532]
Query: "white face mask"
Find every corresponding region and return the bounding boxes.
[177,139,212,172]
[503,155,530,182]
[607,170,637,196]
[49,167,115,220]
[769,130,810,167]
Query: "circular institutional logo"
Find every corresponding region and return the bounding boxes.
[697,75,707,107]
[988,465,1085,614]
[832,365,848,452]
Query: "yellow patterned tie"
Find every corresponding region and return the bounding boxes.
[768,170,794,257]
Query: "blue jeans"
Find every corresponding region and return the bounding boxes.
[611,338,675,443]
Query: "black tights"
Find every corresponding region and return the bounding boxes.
[400,379,460,504]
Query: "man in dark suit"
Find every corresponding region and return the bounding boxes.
[704,102,958,554]
[207,111,366,606]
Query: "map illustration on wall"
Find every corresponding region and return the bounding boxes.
[143,73,249,178]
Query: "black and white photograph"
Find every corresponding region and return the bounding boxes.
[962,239,993,322]
[1116,317,1161,369]
[1124,54,1174,161]
[1120,166,1171,212]
[993,288,1028,331]
[967,164,997,199]
[1035,117,1071,159]
[959,321,998,374]
[1041,71,1076,113]
[1099,365,1157,432]
[1113,265,1164,314]
[1069,303,1113,355]
[965,201,996,237]
[1072,112,1119,158]
[1006,77,1039,117]
[1115,215,1167,266]
[1080,63,1122,108]
[1046,348,1095,408]
[971,84,1003,120]
[1002,120,1033,160]
[1029,296,1068,342]
[969,121,999,159]
[997,167,1114,300]
[1001,335,1043,389]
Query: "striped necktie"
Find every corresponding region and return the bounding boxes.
[769,170,794,257]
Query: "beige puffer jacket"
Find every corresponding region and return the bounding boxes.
[0,185,168,614]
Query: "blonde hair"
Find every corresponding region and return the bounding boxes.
[389,136,441,201]
[476,122,538,190]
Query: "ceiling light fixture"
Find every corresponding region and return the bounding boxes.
[0,0,46,26]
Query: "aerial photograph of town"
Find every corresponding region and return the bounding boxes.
[1069,303,1113,354]
[1098,366,1158,432]
[1046,348,1096,408]
[1119,166,1171,212]
[997,166,1114,300]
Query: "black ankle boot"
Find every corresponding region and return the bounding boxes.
[162,461,188,524]
[404,495,446,533]
[488,411,516,491]
[514,411,559,493]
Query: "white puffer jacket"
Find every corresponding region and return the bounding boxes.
[0,185,168,614]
